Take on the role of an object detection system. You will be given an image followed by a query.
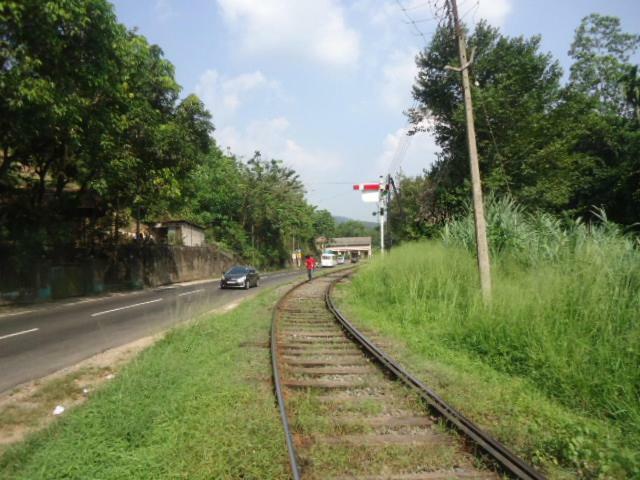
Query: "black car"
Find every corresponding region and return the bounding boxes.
[220,266,260,289]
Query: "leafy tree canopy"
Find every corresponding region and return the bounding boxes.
[395,13,640,242]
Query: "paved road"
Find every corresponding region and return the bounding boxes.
[0,270,304,393]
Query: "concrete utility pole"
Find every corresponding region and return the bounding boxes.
[447,0,492,301]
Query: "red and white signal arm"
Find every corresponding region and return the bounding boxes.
[353,183,381,203]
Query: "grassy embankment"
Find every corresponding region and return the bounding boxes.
[336,199,639,479]
[0,288,290,479]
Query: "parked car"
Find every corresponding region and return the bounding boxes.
[350,253,359,263]
[321,252,337,267]
[337,255,345,264]
[220,266,260,289]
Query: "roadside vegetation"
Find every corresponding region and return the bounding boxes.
[1,0,362,269]
[337,199,639,478]
[0,288,290,479]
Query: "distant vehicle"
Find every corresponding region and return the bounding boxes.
[220,266,260,289]
[350,253,360,263]
[336,255,345,265]
[321,252,337,267]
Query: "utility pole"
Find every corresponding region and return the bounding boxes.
[447,0,492,301]
[379,176,385,255]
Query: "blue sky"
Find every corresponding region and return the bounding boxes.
[111,0,640,221]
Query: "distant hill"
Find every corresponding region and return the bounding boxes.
[333,216,377,229]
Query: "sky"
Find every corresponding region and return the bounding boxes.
[110,0,640,221]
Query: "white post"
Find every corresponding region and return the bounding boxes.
[379,176,385,255]
[379,201,385,255]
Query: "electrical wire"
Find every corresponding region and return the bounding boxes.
[384,1,442,179]
[394,0,430,44]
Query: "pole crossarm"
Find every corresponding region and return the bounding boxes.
[445,46,476,72]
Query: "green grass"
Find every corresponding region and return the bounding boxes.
[0,288,290,480]
[336,237,640,478]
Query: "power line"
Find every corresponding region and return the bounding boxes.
[310,190,354,203]
[384,1,434,179]
[459,0,480,23]
[401,1,430,11]
[306,181,360,185]
[394,0,429,44]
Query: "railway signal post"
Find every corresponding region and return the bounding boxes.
[353,181,387,255]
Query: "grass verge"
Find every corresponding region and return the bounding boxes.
[0,287,290,479]
[334,242,639,479]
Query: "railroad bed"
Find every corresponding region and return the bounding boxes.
[272,271,543,480]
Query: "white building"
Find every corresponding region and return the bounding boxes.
[154,220,206,247]
[326,237,372,259]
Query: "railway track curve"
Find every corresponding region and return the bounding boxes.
[271,270,545,480]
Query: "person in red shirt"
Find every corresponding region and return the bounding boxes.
[305,255,317,281]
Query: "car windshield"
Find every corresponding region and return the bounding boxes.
[226,267,248,275]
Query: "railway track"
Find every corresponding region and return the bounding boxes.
[271,271,545,480]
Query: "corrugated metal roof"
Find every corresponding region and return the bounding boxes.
[153,220,205,231]
[327,236,372,246]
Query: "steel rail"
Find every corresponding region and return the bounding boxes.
[325,276,546,480]
[271,267,356,480]
[271,279,305,480]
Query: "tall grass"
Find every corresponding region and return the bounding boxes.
[346,200,640,474]
[442,196,640,267]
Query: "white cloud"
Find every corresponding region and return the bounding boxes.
[476,0,511,27]
[377,124,439,177]
[216,0,360,66]
[216,117,343,179]
[195,69,279,124]
[380,49,417,112]
[154,0,175,21]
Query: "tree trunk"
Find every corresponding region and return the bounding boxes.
[35,157,54,208]
[0,146,11,181]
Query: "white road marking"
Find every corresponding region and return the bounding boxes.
[0,327,39,341]
[0,310,35,319]
[62,297,103,307]
[91,298,163,317]
[178,289,205,297]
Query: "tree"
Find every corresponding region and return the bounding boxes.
[621,65,640,123]
[0,0,333,268]
[569,14,640,116]
[388,173,437,241]
[403,14,640,235]
[0,0,131,248]
[311,209,336,239]
[411,20,563,221]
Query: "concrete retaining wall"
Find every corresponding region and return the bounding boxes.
[0,245,237,304]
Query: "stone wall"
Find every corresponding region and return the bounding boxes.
[0,244,237,304]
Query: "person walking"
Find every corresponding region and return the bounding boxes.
[305,255,317,281]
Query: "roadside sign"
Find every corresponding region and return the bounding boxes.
[361,191,379,203]
[353,184,381,191]
[353,183,381,203]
